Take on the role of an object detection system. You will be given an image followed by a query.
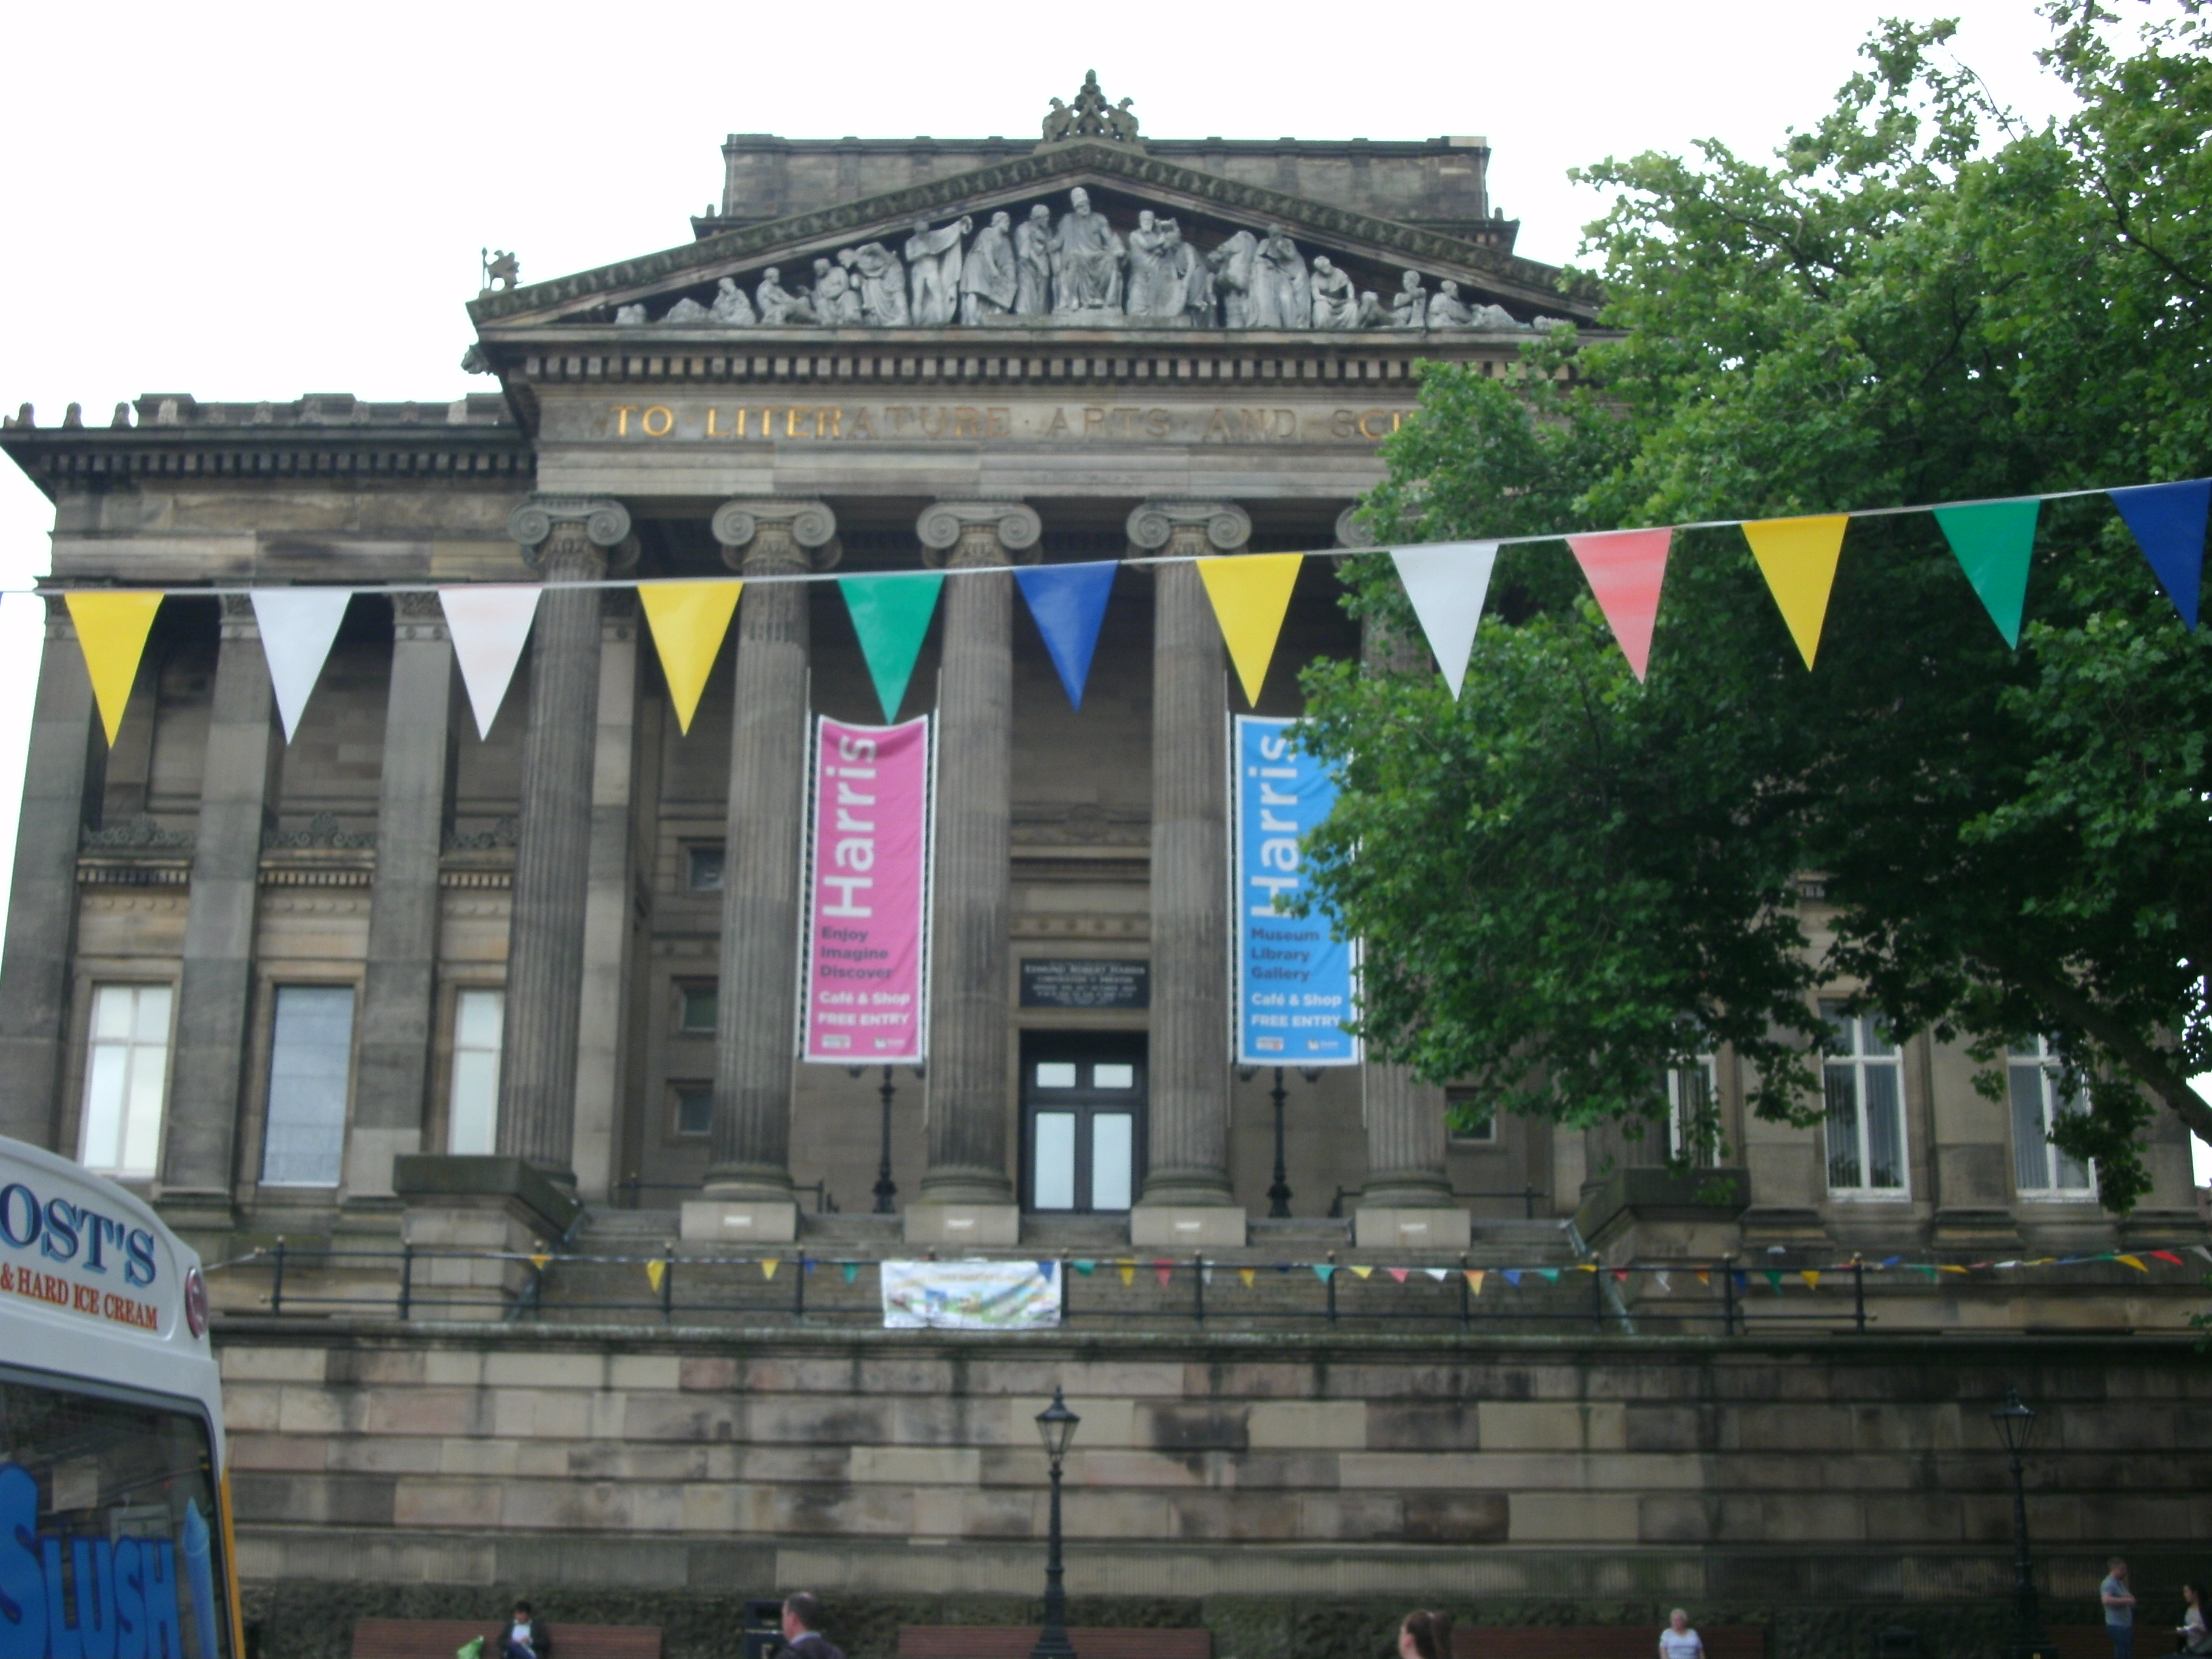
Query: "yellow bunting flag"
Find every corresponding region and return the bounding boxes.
[1195,553,1303,705]
[1349,1264,1374,1279]
[1464,1270,1486,1297]
[760,1258,780,1281]
[1938,1264,1969,1275]
[645,1259,666,1293]
[1800,1270,1820,1290]
[1695,1270,1711,1286]
[1577,1262,1598,1273]
[1116,1259,1136,1286]
[1237,1267,1257,1289]
[637,581,743,735]
[2116,1254,2148,1273]
[1740,515,1848,669]
[529,1253,551,1271]
[65,592,164,746]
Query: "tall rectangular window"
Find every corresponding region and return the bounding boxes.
[80,984,173,1178]
[448,989,504,1155]
[1822,1002,1907,1196]
[2009,1036,2093,1196]
[1666,1056,1720,1167]
[260,985,356,1187]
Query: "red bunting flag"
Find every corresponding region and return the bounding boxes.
[1387,1267,1410,1284]
[1153,1259,1175,1287]
[1566,528,1674,680]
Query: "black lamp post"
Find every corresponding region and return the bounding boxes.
[849,1064,920,1215]
[1990,1384,2048,1659]
[1030,1387,1081,1659]
[1239,1065,1324,1218]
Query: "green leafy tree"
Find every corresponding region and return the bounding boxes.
[1302,4,2212,1207]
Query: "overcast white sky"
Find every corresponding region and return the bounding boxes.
[1,0,2202,1167]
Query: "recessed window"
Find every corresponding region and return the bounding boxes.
[1445,1088,1496,1144]
[1822,1001,1906,1196]
[1034,1062,1078,1088]
[1666,1056,1720,1167]
[678,981,718,1033]
[80,984,173,1178]
[261,985,357,1187]
[448,989,504,1155]
[2009,1036,2093,1196]
[1093,1063,1135,1090]
[686,845,726,892]
[672,1083,714,1138]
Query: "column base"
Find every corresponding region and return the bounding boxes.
[1354,1207,1472,1252]
[680,1199,799,1244]
[903,1203,1021,1248]
[1130,1205,1247,1248]
[392,1155,583,1306]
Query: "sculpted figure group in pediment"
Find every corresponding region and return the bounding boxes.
[614,187,1543,333]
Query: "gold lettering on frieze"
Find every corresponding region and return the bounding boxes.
[598,401,1411,444]
[641,405,675,437]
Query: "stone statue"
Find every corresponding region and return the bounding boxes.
[1208,230,1258,328]
[959,210,1019,324]
[1184,246,1219,327]
[1070,70,1113,137]
[905,216,972,326]
[841,243,910,326]
[1309,256,1359,329]
[663,297,712,324]
[1014,204,1054,316]
[615,304,647,326]
[812,258,862,326]
[1473,302,1527,330]
[710,276,757,326]
[1390,269,1428,330]
[1426,278,1473,330]
[1108,98,1140,143]
[1042,97,1074,142]
[1050,187,1123,313]
[756,267,816,326]
[1250,226,1310,329]
[1125,210,1192,321]
[1355,290,1387,329]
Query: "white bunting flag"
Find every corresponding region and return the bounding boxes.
[1391,541,1499,700]
[440,586,541,740]
[251,589,354,741]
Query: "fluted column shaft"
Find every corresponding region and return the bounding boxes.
[920,500,1039,1203]
[0,602,101,1150]
[495,497,628,1181]
[1135,501,1251,1207]
[708,500,837,1199]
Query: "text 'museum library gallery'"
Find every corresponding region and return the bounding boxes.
[1,76,2207,1645]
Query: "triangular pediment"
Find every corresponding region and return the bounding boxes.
[468,140,1598,340]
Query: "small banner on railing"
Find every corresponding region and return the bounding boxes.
[800,714,931,1064]
[1232,716,1359,1065]
[880,1259,1061,1330]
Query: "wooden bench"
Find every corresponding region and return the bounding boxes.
[353,1620,662,1659]
[1449,1627,1766,1658]
[899,1627,1210,1659]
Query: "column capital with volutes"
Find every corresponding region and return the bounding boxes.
[918,498,1042,569]
[1334,503,1378,549]
[1127,500,1252,557]
[508,494,636,575]
[712,498,840,575]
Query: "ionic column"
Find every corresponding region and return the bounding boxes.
[1129,500,1250,1248]
[572,594,642,1204]
[343,595,454,1205]
[909,498,1039,1239]
[695,500,838,1238]
[0,601,103,1149]
[164,597,281,1214]
[494,495,631,1184]
[1341,506,1467,1248]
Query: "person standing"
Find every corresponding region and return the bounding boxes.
[1395,1610,1452,1659]
[1658,1609,1703,1659]
[780,1594,843,1659]
[2102,1557,2137,1658]
[2176,1582,2208,1655]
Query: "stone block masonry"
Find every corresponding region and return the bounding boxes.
[216,1320,2212,1659]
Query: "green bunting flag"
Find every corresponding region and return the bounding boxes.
[839,572,945,720]
[1933,498,2041,648]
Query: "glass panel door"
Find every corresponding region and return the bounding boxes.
[1019,1034,1147,1213]
[1033,1111,1078,1210]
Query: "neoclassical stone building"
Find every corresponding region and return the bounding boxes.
[0,79,2201,1270]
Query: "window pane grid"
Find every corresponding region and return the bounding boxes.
[261,986,355,1187]
[448,989,504,1156]
[1821,1000,1905,1195]
[81,985,172,1179]
[2009,1036,2094,1195]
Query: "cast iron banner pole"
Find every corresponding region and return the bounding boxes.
[1031,1387,1081,1659]
[1990,1384,2048,1659]
[874,1067,898,1214]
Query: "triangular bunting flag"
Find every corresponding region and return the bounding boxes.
[441,585,541,740]
[1800,1270,1821,1290]
[252,589,354,740]
[1424,1268,1449,1282]
[1312,1263,1336,1284]
[1565,528,1673,680]
[529,1253,551,1272]
[1073,1259,1096,1276]
[1201,1265,1215,1287]
[1386,1267,1409,1284]
[1196,552,1303,704]
[65,592,164,746]
[760,1258,780,1281]
[1577,1262,1598,1273]
[1349,1264,1374,1280]
[1694,1270,1710,1287]
[1938,1264,1969,1275]
[1612,1269,1630,1284]
[839,572,945,720]
[1502,1269,1523,1288]
[1013,561,1118,709]
[841,1261,860,1284]
[2115,1253,2148,1273]
[1238,1267,1256,1289]
[1655,1271,1671,1293]
[2109,479,2208,629]
[645,1259,666,1293]
[2192,1246,2212,1264]
[1934,498,2040,648]
[638,580,742,735]
[2149,1250,2184,1267]
[1118,1259,1136,1286]
[1741,515,1848,669]
[1539,1268,1561,1284]
[1037,1261,1056,1281]
[1765,1270,1783,1292]
[1390,541,1498,699]
[1152,1259,1175,1287]
[1464,1270,1486,1296]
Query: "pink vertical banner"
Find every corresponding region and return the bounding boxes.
[802,714,932,1064]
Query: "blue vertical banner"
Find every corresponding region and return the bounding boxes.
[1232,716,1361,1066]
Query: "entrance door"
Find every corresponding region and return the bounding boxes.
[1021,1033,1146,1214]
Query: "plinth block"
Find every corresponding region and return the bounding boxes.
[1130,1204,1247,1248]
[903,1203,1022,1247]
[1355,1206,1472,1252]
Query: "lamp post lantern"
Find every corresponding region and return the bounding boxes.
[1989,1384,2048,1659]
[1030,1387,1081,1659]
